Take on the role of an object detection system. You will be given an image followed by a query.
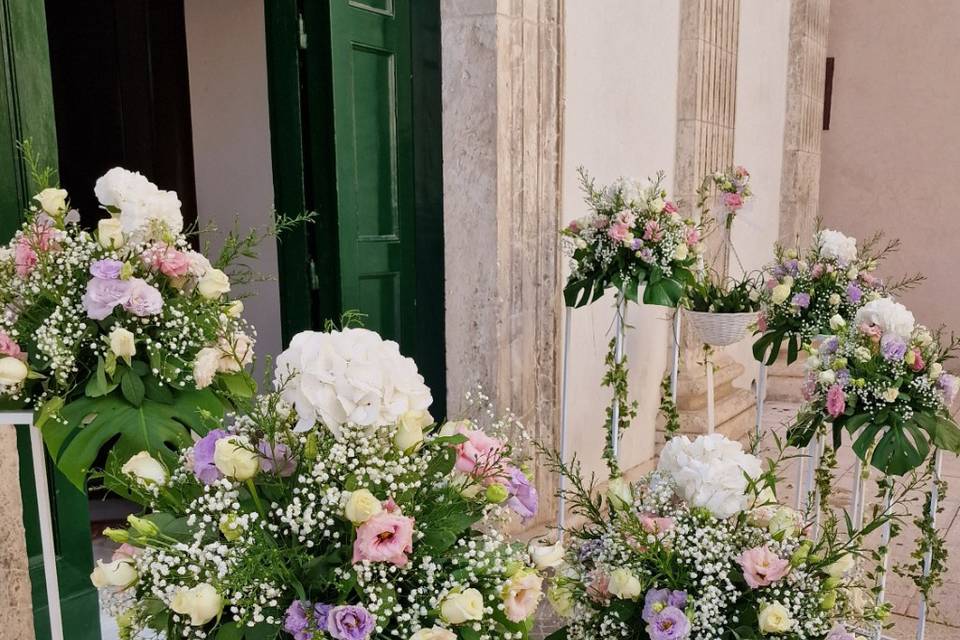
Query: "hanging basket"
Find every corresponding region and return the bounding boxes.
[685,309,757,347]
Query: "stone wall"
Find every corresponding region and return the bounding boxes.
[0,427,35,639]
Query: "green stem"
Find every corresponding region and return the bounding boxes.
[246,478,265,518]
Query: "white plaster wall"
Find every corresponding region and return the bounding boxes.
[184,0,283,364]
[727,0,791,386]
[562,0,681,480]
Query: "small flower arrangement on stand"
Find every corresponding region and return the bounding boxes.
[0,155,307,488]
[791,296,960,475]
[544,432,916,640]
[94,327,544,640]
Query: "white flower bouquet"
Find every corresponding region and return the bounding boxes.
[0,160,285,487]
[791,297,960,475]
[561,169,704,308]
[544,434,896,640]
[95,328,544,640]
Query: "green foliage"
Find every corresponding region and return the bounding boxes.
[684,270,762,314]
[659,373,680,442]
[600,315,638,476]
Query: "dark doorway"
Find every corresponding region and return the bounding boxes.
[45,0,198,229]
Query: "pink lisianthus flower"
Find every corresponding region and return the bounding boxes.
[122,278,164,317]
[685,227,700,246]
[826,384,846,418]
[810,263,825,279]
[735,165,750,179]
[859,322,883,343]
[352,511,415,567]
[663,200,678,214]
[587,570,611,603]
[722,192,743,211]
[639,513,674,536]
[566,220,581,234]
[143,245,192,278]
[739,545,790,588]
[643,220,662,242]
[757,312,768,333]
[615,210,637,226]
[0,331,25,361]
[593,216,609,229]
[503,571,544,622]
[454,424,505,478]
[608,222,631,244]
[13,239,37,277]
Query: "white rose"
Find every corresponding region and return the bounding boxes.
[197,268,230,299]
[225,300,244,317]
[829,293,841,306]
[98,218,125,249]
[782,275,795,287]
[395,410,431,451]
[916,329,933,347]
[410,628,457,640]
[818,370,836,386]
[343,488,383,524]
[854,346,873,363]
[121,451,168,485]
[606,477,633,511]
[771,283,792,305]
[193,347,221,389]
[109,327,136,360]
[673,243,689,261]
[529,540,565,570]
[0,356,28,385]
[829,315,846,331]
[847,267,859,280]
[758,601,794,634]
[768,507,800,538]
[805,355,821,371]
[213,435,259,481]
[608,569,642,599]
[90,559,137,589]
[441,588,484,624]
[854,298,915,340]
[930,362,944,379]
[170,583,222,626]
[34,188,68,216]
[882,387,900,403]
[547,584,574,618]
[826,553,856,578]
[818,229,858,264]
[216,333,254,373]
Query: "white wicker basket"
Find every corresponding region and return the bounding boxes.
[685,310,757,347]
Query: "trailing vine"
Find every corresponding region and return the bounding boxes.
[659,373,680,442]
[601,332,637,477]
[894,453,949,602]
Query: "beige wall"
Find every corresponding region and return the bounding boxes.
[561,0,681,480]
[184,0,283,362]
[819,0,959,338]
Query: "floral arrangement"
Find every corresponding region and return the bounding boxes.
[683,271,762,314]
[0,157,293,487]
[707,166,752,227]
[561,168,703,308]
[94,327,544,640]
[752,228,903,366]
[790,296,960,475]
[545,433,899,640]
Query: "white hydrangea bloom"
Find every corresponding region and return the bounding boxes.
[274,328,432,436]
[94,167,183,242]
[817,228,858,264]
[657,433,762,519]
[854,296,915,339]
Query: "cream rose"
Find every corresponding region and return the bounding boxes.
[758,601,794,634]
[213,435,259,481]
[121,451,168,486]
[217,333,254,373]
[771,283,792,305]
[98,218,124,249]
[344,488,383,524]
[197,268,231,299]
[90,558,137,589]
[170,583,222,626]
[410,628,457,640]
[109,327,136,360]
[882,387,900,403]
[440,588,484,624]
[193,347,221,389]
[606,477,633,511]
[529,540,565,570]
[34,188,68,216]
[826,553,856,578]
[395,409,431,451]
[673,243,689,261]
[829,314,846,331]
[608,569,642,599]
[0,356,28,386]
[225,300,244,317]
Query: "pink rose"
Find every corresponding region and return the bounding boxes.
[663,201,678,214]
[685,227,700,246]
[722,192,743,210]
[0,331,25,361]
[739,545,790,589]
[352,511,415,567]
[735,165,750,178]
[608,222,631,243]
[615,210,637,226]
[503,572,544,622]
[826,384,846,418]
[912,349,925,372]
[566,220,580,234]
[143,245,192,278]
[639,513,674,535]
[810,263,825,279]
[643,220,662,242]
[455,424,505,478]
[757,312,768,333]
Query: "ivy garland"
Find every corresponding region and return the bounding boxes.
[894,453,950,601]
[600,332,637,477]
[659,373,681,442]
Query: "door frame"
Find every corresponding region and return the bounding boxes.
[263,0,447,416]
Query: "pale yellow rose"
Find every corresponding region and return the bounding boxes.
[213,435,259,481]
[343,488,383,524]
[98,218,124,249]
[90,559,137,589]
[606,477,633,511]
[121,451,168,486]
[34,188,68,215]
[771,283,792,305]
[758,601,794,634]
[440,588,484,624]
[197,268,231,299]
[608,569,642,599]
[395,410,432,451]
[0,356,28,385]
[547,583,574,618]
[170,583,222,626]
[529,540,565,570]
[825,553,856,578]
[409,628,457,640]
[109,327,136,360]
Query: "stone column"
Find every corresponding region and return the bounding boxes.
[441,0,563,529]
[0,427,35,639]
[666,0,757,445]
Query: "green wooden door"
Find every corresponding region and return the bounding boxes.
[0,1,100,637]
[325,0,417,347]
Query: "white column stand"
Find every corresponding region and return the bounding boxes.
[874,484,894,640]
[916,449,944,640]
[670,309,682,404]
[794,448,806,511]
[850,457,867,531]
[754,359,767,442]
[6,411,64,640]
[557,306,573,539]
[609,292,627,460]
[705,356,716,434]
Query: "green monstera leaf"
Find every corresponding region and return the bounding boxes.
[42,386,224,490]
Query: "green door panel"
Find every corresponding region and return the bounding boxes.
[0,0,99,637]
[327,0,416,349]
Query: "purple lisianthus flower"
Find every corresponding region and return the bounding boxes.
[819,336,839,357]
[314,603,333,632]
[631,238,643,251]
[666,590,687,609]
[791,292,811,309]
[327,605,375,640]
[193,429,228,484]
[835,368,851,387]
[880,333,908,362]
[82,277,132,320]
[282,601,312,640]
[638,247,655,263]
[646,606,691,640]
[577,538,603,562]
[847,283,862,303]
[938,373,959,405]
[122,277,163,316]
[506,467,538,522]
[89,259,123,280]
[642,588,688,623]
[259,441,297,477]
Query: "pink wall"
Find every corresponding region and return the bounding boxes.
[819,0,960,340]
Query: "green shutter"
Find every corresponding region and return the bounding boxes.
[0,1,99,638]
